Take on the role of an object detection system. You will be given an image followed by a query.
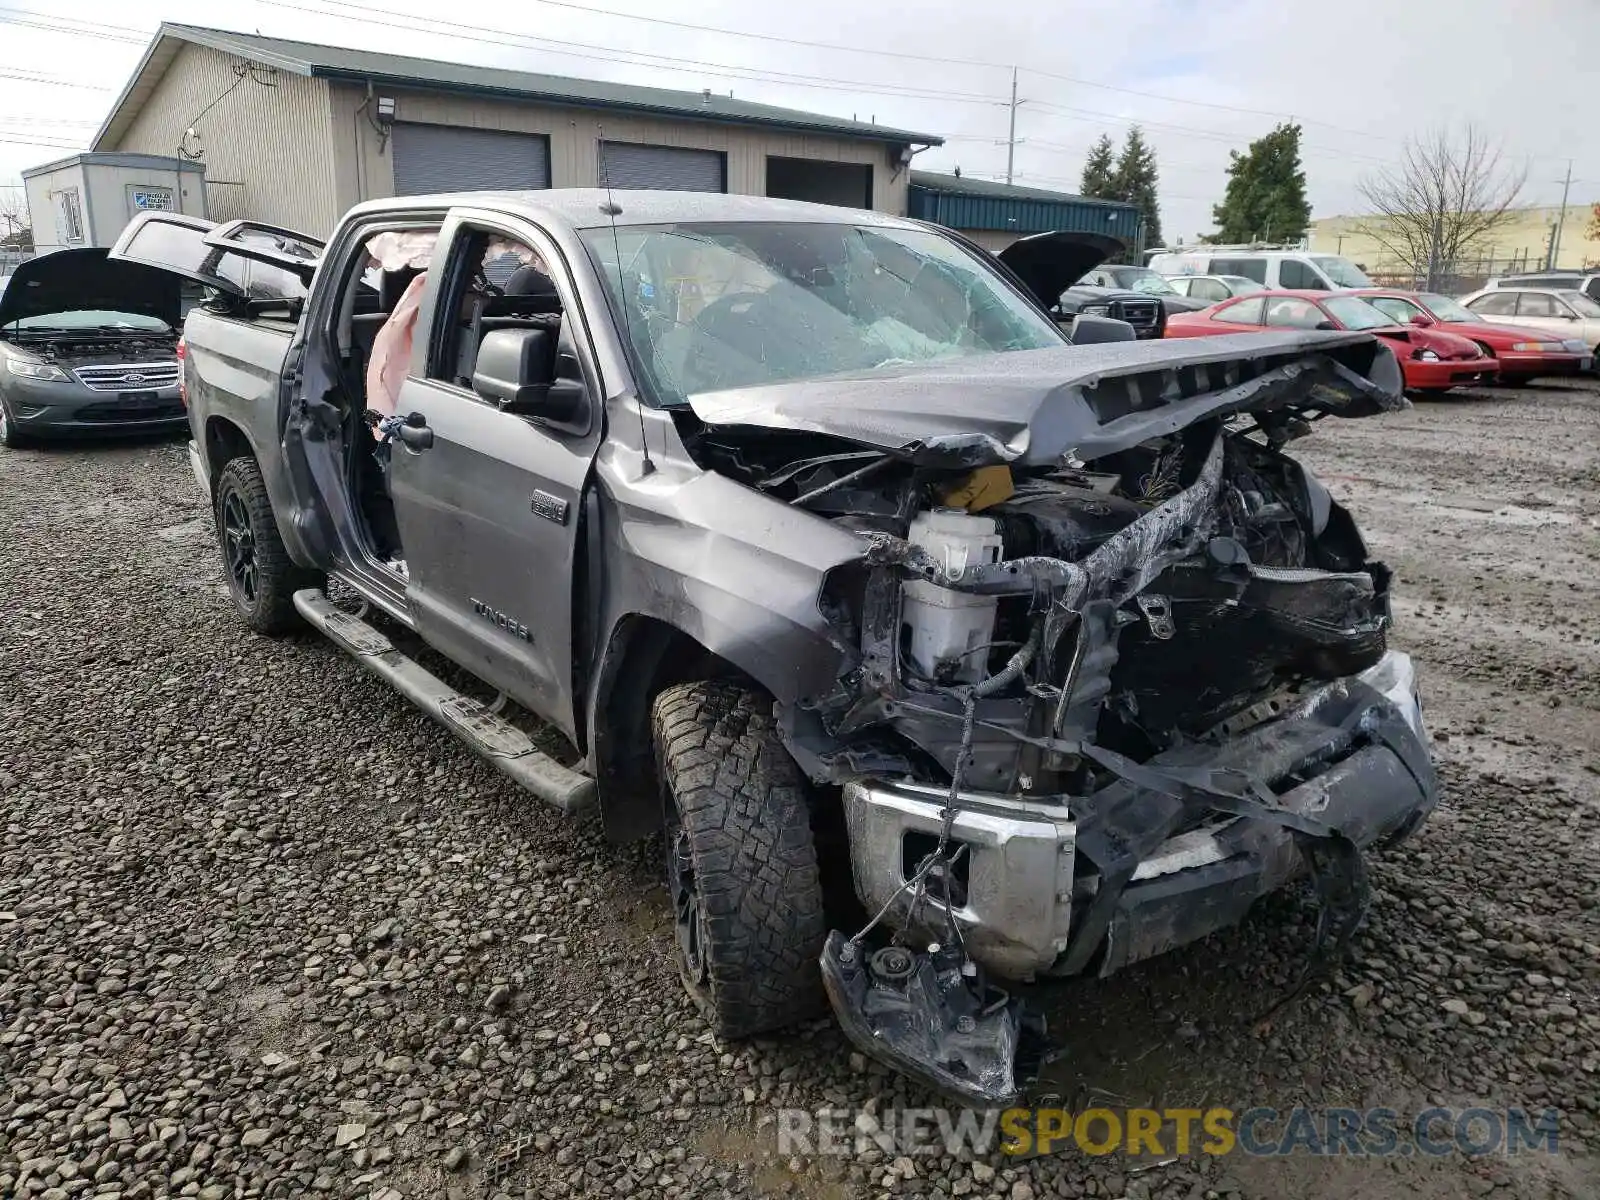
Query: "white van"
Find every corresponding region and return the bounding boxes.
[1147,247,1373,291]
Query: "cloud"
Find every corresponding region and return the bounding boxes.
[1,0,1592,244]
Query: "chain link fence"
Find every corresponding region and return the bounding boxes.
[1365,251,1540,296]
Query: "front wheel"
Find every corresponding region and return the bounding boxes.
[214,456,321,635]
[0,396,31,449]
[651,680,828,1038]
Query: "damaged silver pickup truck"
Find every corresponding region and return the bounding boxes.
[110,193,1435,1106]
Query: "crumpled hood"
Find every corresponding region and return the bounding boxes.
[687,330,1406,466]
[0,248,180,329]
[1374,324,1482,358]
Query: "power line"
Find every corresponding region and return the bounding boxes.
[1021,137,1227,177]
[961,168,1214,204]
[0,115,102,129]
[0,12,146,43]
[1018,65,1400,145]
[1027,102,1397,167]
[0,69,114,91]
[0,133,88,150]
[403,0,1008,71]
[0,5,149,35]
[5,0,1578,179]
[253,0,1008,108]
[311,0,1580,167]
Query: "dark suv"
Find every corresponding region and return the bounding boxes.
[994,232,1194,338]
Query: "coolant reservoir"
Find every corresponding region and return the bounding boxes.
[902,508,1004,685]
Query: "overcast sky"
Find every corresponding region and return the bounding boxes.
[2,0,1594,241]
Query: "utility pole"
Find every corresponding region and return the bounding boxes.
[1004,67,1017,185]
[1549,159,1573,269]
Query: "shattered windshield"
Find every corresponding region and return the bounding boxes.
[580,221,1064,407]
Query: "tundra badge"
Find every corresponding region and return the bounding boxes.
[471,599,533,643]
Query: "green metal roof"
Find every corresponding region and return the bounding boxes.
[95,24,943,151]
[908,170,1141,240]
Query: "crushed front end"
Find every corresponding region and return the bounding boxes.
[685,332,1438,1105]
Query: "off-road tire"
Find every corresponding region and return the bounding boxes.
[651,680,828,1038]
[214,456,321,636]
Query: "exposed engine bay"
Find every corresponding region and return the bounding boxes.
[679,341,1437,1106]
[2,330,180,366]
[692,411,1389,795]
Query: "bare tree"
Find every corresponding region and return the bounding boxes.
[1355,125,1526,289]
[0,188,31,251]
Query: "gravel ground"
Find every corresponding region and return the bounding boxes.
[1,379,1597,1200]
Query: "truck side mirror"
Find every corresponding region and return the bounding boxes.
[1069,313,1137,345]
[473,327,588,430]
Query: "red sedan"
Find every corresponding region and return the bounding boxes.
[1350,289,1592,381]
[1166,291,1498,392]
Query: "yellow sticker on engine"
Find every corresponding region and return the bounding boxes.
[939,465,1015,512]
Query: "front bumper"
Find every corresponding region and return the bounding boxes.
[1402,357,1498,390]
[1493,350,1591,377]
[2,372,185,437]
[843,650,1435,980]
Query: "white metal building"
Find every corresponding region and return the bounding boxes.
[23,152,206,255]
[89,24,942,237]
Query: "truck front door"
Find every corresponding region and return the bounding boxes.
[385,211,604,742]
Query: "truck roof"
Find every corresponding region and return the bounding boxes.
[347,189,920,232]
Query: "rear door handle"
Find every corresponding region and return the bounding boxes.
[396,412,433,451]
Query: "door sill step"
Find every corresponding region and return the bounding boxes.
[294,588,595,814]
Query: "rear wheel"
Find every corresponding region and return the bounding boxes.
[214,456,321,635]
[651,679,828,1038]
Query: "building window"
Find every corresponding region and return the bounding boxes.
[54,189,84,243]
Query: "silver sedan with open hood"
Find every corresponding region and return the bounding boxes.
[0,248,185,447]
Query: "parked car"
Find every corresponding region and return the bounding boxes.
[1071,263,1212,315]
[0,248,185,447]
[108,196,1434,1106]
[993,231,1169,337]
[1353,289,1592,381]
[1149,246,1374,291]
[1166,291,1497,392]
[1483,271,1600,304]
[1459,287,1600,357]
[1165,273,1267,303]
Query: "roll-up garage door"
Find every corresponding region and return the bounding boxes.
[599,142,725,193]
[391,124,551,195]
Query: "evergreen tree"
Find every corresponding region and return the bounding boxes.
[1080,134,1117,198]
[1111,126,1163,254]
[1209,123,1312,244]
